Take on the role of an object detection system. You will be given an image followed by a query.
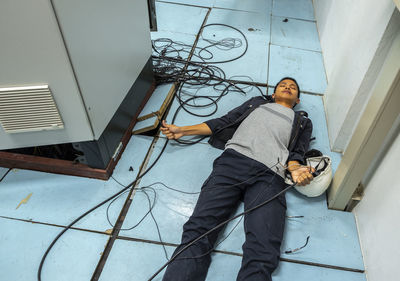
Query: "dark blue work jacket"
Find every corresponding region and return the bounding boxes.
[204,96,313,165]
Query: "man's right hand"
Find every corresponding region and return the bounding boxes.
[161,120,184,140]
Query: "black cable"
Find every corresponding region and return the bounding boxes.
[173,169,280,262]
[105,188,129,228]
[154,24,249,65]
[285,236,310,254]
[104,158,282,264]
[38,23,267,281]
[147,182,297,281]
[0,168,12,182]
[151,23,267,132]
[107,165,288,266]
[108,170,309,264]
[174,216,244,262]
[146,24,320,278]
[106,163,279,229]
[107,177,171,260]
[141,187,170,261]
[37,137,172,281]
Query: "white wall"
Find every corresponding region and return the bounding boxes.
[313,0,396,152]
[353,131,400,281]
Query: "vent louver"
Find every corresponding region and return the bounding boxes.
[0,85,64,133]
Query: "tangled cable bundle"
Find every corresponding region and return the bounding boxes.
[152,24,266,122]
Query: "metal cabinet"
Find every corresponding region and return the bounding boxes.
[0,0,152,152]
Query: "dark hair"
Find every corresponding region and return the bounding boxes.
[273,77,301,99]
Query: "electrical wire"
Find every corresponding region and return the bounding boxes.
[172,167,281,262]
[141,187,170,261]
[37,23,282,281]
[105,159,283,230]
[105,160,281,262]
[285,236,310,254]
[107,171,310,267]
[107,158,310,265]
[146,24,318,278]
[147,182,297,281]
[152,24,267,131]
[37,136,172,281]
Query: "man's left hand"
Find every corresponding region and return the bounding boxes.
[290,166,315,186]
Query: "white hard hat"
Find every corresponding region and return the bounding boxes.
[285,155,332,197]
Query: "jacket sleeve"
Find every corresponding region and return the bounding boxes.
[287,118,313,165]
[204,97,256,133]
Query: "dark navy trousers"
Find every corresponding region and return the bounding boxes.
[162,149,287,281]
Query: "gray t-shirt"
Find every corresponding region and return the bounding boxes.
[225,103,294,178]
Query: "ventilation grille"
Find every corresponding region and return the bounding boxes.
[0,85,64,133]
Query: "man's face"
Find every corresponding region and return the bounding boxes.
[272,79,300,107]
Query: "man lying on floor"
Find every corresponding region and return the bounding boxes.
[160,77,315,281]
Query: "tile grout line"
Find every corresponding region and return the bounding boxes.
[274,15,317,23]
[156,1,324,89]
[0,215,110,236]
[157,0,276,15]
[211,6,263,14]
[2,212,363,276]
[270,43,322,54]
[90,7,213,281]
[266,0,273,87]
[90,136,161,281]
[156,0,318,23]
[115,235,365,274]
[157,0,210,10]
[279,257,365,274]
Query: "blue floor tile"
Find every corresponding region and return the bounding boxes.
[214,0,272,14]
[206,7,270,35]
[0,135,152,233]
[99,239,172,281]
[212,190,363,270]
[282,206,365,270]
[195,32,269,82]
[196,9,270,83]
[107,135,153,184]
[118,139,220,243]
[271,16,321,52]
[151,31,197,60]
[0,217,108,281]
[158,0,216,8]
[272,0,315,21]
[213,190,364,270]
[100,239,366,281]
[117,136,362,270]
[155,1,209,35]
[268,45,327,94]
